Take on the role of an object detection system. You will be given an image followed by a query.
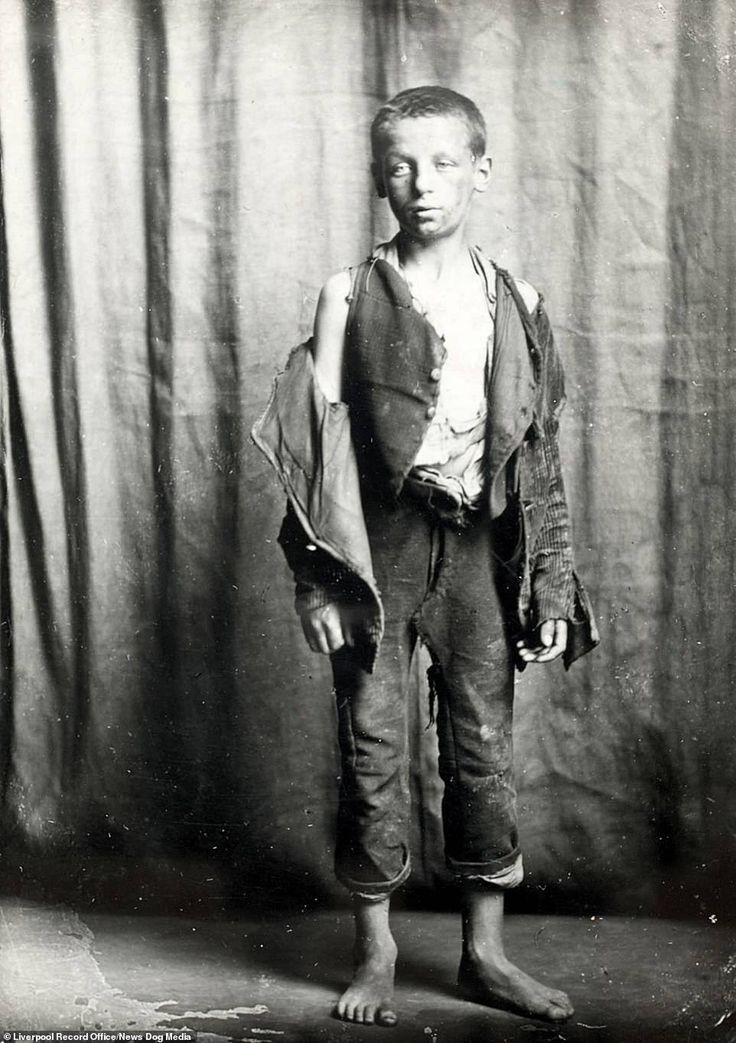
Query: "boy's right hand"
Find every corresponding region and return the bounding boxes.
[300,602,352,655]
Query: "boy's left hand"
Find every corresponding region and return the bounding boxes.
[516,619,568,664]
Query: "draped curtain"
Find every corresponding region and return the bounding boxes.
[1,0,734,915]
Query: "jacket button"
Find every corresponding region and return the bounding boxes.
[426,405,436,419]
[429,367,441,381]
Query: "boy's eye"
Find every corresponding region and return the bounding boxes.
[436,160,455,170]
[389,162,411,177]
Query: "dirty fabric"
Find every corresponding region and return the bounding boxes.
[332,494,517,897]
[0,0,735,913]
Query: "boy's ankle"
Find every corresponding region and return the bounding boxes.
[462,939,509,970]
[355,932,398,959]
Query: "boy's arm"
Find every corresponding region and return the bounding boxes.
[312,270,351,402]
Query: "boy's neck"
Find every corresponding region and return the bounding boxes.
[396,229,471,281]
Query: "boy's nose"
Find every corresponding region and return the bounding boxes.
[413,163,438,196]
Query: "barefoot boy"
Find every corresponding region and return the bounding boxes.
[253,86,598,1028]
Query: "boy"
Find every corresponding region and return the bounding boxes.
[253,86,598,1028]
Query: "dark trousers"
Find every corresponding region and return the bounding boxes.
[331,495,520,897]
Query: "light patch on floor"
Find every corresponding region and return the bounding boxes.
[158,1002,270,1018]
[0,900,275,1039]
[0,900,170,1029]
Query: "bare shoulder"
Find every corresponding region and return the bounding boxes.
[315,270,352,337]
[320,269,352,306]
[512,276,540,314]
[313,269,352,402]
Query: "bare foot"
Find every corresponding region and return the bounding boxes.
[458,951,574,1023]
[334,935,398,1027]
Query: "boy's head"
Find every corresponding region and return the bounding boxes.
[370,86,487,167]
[370,86,491,242]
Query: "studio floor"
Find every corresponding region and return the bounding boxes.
[0,899,734,1043]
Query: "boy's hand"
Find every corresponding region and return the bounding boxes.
[516,619,568,664]
[300,602,352,655]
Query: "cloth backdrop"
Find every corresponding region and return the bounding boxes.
[1,0,735,916]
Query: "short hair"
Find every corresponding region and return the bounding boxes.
[370,86,487,163]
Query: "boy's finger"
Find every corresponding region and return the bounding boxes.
[534,631,567,661]
[324,618,347,653]
[301,622,321,653]
[303,618,335,655]
[517,637,565,662]
[528,620,568,660]
[533,644,564,662]
[553,619,569,645]
[315,627,334,654]
[539,620,556,647]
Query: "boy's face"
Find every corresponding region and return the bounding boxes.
[373,115,490,243]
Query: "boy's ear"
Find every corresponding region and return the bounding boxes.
[371,161,387,199]
[474,154,492,194]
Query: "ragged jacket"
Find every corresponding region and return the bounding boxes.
[252,252,599,673]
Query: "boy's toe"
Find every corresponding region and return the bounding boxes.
[548,1005,570,1022]
[336,1000,353,1022]
[377,1006,398,1027]
[547,991,574,1021]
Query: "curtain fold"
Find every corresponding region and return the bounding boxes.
[0,0,734,914]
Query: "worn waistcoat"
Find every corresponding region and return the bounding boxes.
[344,255,542,517]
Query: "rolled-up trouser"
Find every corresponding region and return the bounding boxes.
[331,493,521,898]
